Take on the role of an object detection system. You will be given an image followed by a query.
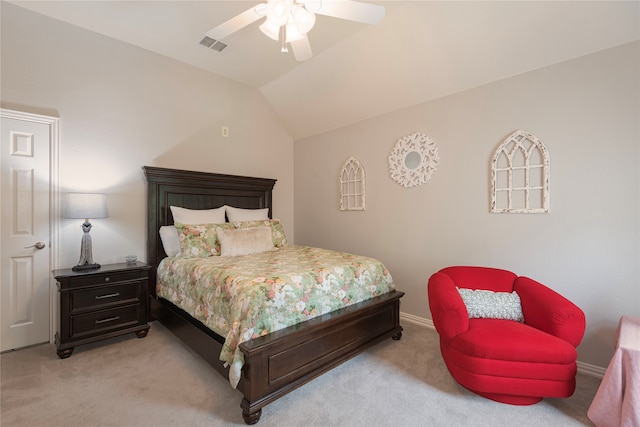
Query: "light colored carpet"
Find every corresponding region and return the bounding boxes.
[1,321,601,426]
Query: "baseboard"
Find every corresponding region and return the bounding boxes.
[400,312,434,329]
[576,361,606,379]
[400,311,606,379]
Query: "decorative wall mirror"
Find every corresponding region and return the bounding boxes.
[339,157,365,211]
[491,130,550,213]
[388,132,440,188]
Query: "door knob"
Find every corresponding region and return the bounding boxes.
[24,242,46,250]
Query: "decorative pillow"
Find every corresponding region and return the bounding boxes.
[230,219,288,248]
[174,222,233,258]
[170,205,226,224]
[225,206,269,222]
[159,225,180,257]
[217,227,276,257]
[457,287,524,322]
[268,219,288,248]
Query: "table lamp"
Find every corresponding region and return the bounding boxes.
[65,193,108,271]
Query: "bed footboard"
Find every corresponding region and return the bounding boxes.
[239,290,404,424]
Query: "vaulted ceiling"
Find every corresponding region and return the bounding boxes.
[8,1,639,139]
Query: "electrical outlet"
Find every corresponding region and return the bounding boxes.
[222,126,229,137]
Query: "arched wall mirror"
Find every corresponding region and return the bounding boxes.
[388,132,440,188]
[491,130,550,213]
[339,157,365,211]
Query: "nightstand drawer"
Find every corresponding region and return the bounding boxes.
[70,305,142,338]
[67,270,143,288]
[71,281,142,311]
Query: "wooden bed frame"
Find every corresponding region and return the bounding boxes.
[143,166,404,424]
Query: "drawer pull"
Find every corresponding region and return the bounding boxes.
[104,277,110,282]
[95,292,120,300]
[95,316,120,325]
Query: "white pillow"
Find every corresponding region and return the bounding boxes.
[226,206,269,222]
[217,227,275,257]
[457,287,524,322]
[170,205,226,224]
[159,225,180,257]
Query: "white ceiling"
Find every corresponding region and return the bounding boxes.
[8,1,640,139]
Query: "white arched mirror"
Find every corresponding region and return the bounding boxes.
[491,130,550,213]
[339,157,365,211]
[388,132,440,188]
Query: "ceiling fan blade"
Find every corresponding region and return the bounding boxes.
[306,0,385,25]
[290,36,313,62]
[205,6,265,40]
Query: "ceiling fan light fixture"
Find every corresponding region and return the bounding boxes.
[285,22,305,42]
[204,0,385,61]
[293,5,316,34]
[266,0,290,27]
[259,19,281,41]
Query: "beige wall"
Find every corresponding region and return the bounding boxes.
[294,41,640,369]
[3,2,638,371]
[1,3,294,269]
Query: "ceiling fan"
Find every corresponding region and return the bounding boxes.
[203,0,385,62]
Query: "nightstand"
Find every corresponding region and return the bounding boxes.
[53,262,151,358]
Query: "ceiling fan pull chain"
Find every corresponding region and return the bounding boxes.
[280,26,288,53]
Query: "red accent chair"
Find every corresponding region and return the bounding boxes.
[428,266,586,405]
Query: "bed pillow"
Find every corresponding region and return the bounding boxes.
[225,206,269,222]
[231,219,288,248]
[217,227,276,257]
[159,225,180,257]
[174,222,233,258]
[457,287,524,322]
[170,205,226,224]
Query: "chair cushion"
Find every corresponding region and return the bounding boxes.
[450,318,577,364]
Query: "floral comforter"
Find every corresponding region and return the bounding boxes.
[156,245,396,388]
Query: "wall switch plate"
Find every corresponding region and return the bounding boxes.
[222,126,229,137]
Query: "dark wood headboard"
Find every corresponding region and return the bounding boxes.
[143,166,277,290]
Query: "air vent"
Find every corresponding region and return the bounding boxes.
[199,36,228,52]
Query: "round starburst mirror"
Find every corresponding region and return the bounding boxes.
[388,132,440,188]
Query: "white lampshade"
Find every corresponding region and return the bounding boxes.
[65,193,108,220]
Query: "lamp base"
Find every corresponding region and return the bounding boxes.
[72,263,101,272]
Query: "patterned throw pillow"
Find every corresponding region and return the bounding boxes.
[457,287,524,322]
[174,222,233,258]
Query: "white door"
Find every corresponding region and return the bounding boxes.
[1,110,58,351]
